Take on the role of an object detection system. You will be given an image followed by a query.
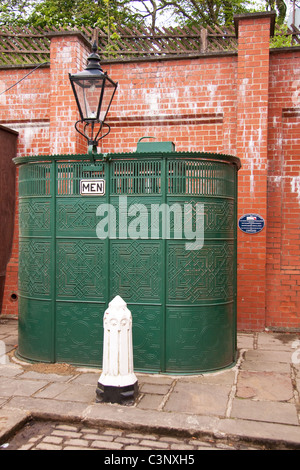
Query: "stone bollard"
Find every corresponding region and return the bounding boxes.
[96,295,138,404]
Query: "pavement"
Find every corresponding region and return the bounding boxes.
[0,315,300,450]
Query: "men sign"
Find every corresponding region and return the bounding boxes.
[80,179,105,196]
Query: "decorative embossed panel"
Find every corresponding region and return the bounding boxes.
[166,197,234,240]
[56,239,106,301]
[55,301,104,365]
[19,198,51,237]
[167,241,234,304]
[166,303,235,373]
[109,195,162,239]
[56,197,102,237]
[19,239,51,298]
[203,199,234,236]
[109,240,163,303]
[130,304,162,371]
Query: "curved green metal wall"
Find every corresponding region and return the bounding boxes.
[15,150,241,373]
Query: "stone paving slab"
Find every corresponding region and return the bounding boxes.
[179,369,236,385]
[163,382,232,417]
[231,399,299,425]
[257,332,299,351]
[0,409,29,443]
[0,376,49,398]
[0,364,23,378]
[236,371,294,401]
[244,350,293,363]
[241,360,291,373]
[139,383,171,395]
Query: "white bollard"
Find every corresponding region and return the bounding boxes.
[96,295,138,404]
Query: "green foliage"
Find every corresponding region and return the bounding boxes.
[0,0,138,29]
[0,0,35,25]
[270,23,293,47]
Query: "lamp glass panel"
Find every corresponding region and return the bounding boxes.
[73,78,104,121]
[99,80,116,122]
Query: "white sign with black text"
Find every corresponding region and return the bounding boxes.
[80,179,105,196]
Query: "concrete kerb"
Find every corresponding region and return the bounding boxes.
[81,403,300,450]
[2,402,300,450]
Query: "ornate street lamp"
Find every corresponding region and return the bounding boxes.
[69,42,118,158]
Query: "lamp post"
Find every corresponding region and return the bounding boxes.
[69,42,118,160]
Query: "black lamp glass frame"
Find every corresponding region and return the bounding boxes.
[69,43,118,153]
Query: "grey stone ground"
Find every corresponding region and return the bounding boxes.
[0,317,300,450]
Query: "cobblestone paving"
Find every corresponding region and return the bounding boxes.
[1,421,266,451]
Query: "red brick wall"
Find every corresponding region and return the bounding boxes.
[0,66,50,155]
[267,50,300,330]
[48,33,89,155]
[100,56,237,155]
[235,15,272,330]
[0,14,299,331]
[0,65,51,316]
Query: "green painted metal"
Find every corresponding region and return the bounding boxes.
[136,138,175,153]
[15,149,240,373]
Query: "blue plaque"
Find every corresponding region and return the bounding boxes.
[238,214,265,234]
